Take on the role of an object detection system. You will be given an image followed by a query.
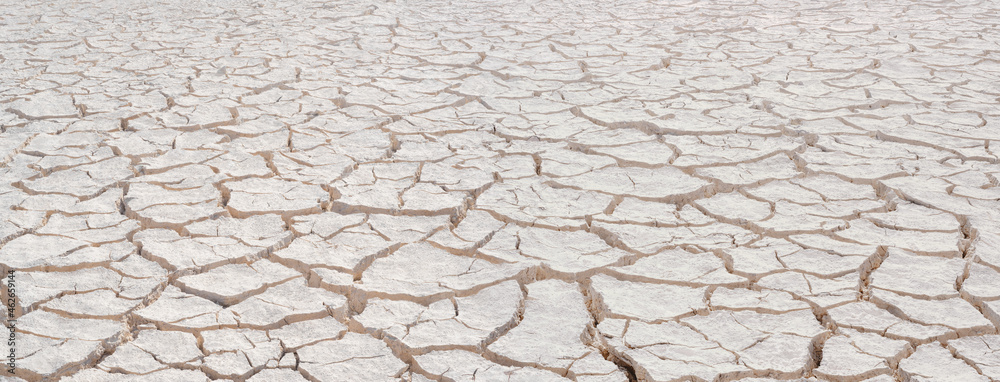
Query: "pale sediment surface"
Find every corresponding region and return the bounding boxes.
[1,0,999,380]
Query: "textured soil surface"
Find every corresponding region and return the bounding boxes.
[2,0,1000,381]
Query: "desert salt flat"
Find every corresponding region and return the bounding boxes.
[1,0,999,380]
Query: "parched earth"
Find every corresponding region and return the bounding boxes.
[1,0,999,381]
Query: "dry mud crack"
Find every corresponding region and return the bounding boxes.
[1,0,1000,381]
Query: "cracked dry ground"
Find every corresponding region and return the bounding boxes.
[1,0,1000,382]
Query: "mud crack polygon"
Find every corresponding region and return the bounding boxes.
[2,0,1000,381]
